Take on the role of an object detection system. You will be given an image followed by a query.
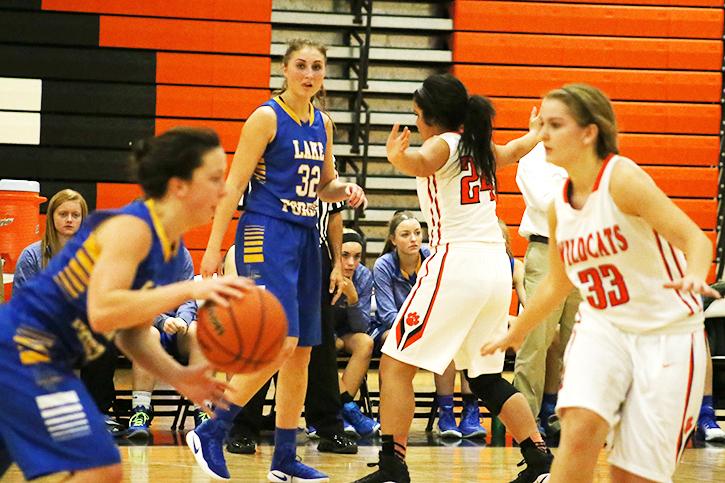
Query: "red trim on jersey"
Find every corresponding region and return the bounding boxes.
[431,174,442,243]
[426,176,438,246]
[654,231,695,315]
[676,334,695,461]
[394,251,435,347]
[562,178,571,204]
[401,244,450,350]
[668,243,703,311]
[591,153,615,192]
[563,153,614,207]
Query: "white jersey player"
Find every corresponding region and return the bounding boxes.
[484,84,718,483]
[355,73,553,483]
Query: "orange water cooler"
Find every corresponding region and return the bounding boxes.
[0,179,46,301]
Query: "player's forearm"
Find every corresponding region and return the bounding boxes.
[496,131,539,168]
[684,231,715,281]
[318,179,351,203]
[389,150,435,177]
[207,187,243,252]
[89,281,195,333]
[509,275,569,340]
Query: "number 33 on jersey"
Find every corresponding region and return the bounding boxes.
[555,155,703,333]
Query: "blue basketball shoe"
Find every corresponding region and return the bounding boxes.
[342,401,380,438]
[186,418,231,480]
[437,404,462,438]
[268,451,329,482]
[459,400,487,439]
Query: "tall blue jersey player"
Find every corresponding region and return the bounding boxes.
[191,38,366,482]
[0,127,247,482]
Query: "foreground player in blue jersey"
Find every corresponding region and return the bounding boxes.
[190,38,366,482]
[0,127,249,482]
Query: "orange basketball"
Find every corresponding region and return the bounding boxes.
[197,286,288,374]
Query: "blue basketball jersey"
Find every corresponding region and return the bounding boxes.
[245,96,328,227]
[7,199,187,369]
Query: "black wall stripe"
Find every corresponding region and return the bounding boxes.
[42,81,156,116]
[39,181,98,214]
[4,0,41,11]
[40,114,154,149]
[0,11,99,47]
[0,45,156,83]
[0,146,131,182]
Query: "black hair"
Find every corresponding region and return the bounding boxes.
[413,73,497,189]
[129,127,221,199]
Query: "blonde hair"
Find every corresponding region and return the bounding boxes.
[276,38,330,114]
[42,189,88,267]
[544,83,619,159]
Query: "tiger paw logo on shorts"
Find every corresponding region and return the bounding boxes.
[405,312,420,326]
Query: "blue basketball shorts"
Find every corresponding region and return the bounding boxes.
[159,331,188,364]
[0,306,120,480]
[234,212,322,347]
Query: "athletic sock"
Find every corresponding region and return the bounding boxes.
[542,393,558,407]
[340,391,355,405]
[462,393,477,406]
[382,434,406,460]
[132,391,152,410]
[272,427,297,467]
[213,404,243,428]
[436,394,454,408]
[520,436,548,453]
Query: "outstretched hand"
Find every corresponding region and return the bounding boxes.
[664,276,721,299]
[528,106,543,138]
[386,123,411,164]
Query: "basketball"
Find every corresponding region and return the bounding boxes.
[196,285,288,374]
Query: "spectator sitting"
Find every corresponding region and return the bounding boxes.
[126,245,209,439]
[13,189,123,437]
[333,229,378,437]
[370,211,430,351]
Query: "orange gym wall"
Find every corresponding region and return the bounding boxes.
[451,0,723,284]
[39,0,273,267]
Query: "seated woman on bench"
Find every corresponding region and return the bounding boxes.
[126,245,208,439]
[332,229,378,438]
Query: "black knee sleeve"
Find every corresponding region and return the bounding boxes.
[464,372,518,416]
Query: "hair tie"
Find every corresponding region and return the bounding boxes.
[343,231,364,247]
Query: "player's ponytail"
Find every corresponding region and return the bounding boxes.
[414,74,497,188]
[460,95,496,190]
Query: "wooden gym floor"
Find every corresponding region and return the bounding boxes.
[4,370,725,482]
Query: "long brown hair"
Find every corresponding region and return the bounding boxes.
[275,38,330,115]
[41,189,88,267]
[382,210,417,255]
[544,84,619,159]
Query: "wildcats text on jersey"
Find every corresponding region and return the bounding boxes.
[557,224,628,267]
